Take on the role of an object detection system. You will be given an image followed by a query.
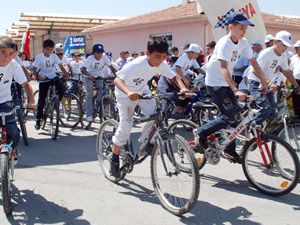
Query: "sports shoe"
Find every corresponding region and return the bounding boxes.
[13,148,19,164]
[35,119,41,130]
[223,149,242,164]
[109,154,120,178]
[193,129,200,145]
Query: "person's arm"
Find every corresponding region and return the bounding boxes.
[283,69,300,92]
[219,59,246,101]
[81,67,94,80]
[22,81,36,109]
[197,68,206,76]
[58,64,70,79]
[249,57,268,91]
[21,66,31,81]
[114,76,139,101]
[67,64,74,77]
[109,65,117,76]
[175,66,190,87]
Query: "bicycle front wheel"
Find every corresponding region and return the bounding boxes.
[0,153,12,214]
[50,100,60,140]
[60,93,83,128]
[151,134,200,215]
[242,133,300,196]
[16,108,29,146]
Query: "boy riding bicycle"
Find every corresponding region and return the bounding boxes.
[0,36,35,157]
[110,36,189,178]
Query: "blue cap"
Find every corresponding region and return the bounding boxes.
[106,51,112,58]
[227,12,254,27]
[93,44,105,53]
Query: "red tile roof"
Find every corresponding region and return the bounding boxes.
[83,2,300,33]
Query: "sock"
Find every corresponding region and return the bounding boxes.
[112,153,119,163]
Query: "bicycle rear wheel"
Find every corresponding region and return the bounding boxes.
[168,119,206,169]
[0,153,12,214]
[50,100,60,140]
[242,133,300,196]
[59,93,83,128]
[96,119,126,183]
[151,134,200,215]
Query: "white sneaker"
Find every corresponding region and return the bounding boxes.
[86,116,93,122]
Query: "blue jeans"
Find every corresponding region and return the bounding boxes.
[0,101,20,148]
[248,79,276,125]
[84,77,104,118]
[195,86,241,152]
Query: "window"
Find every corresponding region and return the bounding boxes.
[150,33,173,49]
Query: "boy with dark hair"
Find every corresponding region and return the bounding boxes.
[32,39,69,130]
[0,36,35,157]
[110,36,189,178]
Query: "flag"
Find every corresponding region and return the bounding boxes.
[197,0,267,44]
[23,30,30,59]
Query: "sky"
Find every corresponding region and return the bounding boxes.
[1,0,300,34]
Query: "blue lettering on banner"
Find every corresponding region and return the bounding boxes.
[64,35,86,57]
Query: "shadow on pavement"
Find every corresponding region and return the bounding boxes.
[202,174,300,211]
[6,185,90,225]
[116,178,260,225]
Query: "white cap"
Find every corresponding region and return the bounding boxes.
[264,34,274,43]
[274,31,293,47]
[294,40,300,48]
[187,43,202,53]
[284,50,294,59]
[55,43,64,49]
[251,39,263,46]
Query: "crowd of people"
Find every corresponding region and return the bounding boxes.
[0,11,300,181]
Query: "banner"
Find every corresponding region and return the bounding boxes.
[197,0,267,44]
[64,35,86,58]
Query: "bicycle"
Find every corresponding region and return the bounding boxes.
[0,110,18,214]
[168,95,300,196]
[11,81,29,146]
[40,78,60,140]
[96,93,200,215]
[59,78,83,129]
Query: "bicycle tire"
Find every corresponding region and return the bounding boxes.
[0,153,12,214]
[242,133,300,196]
[59,93,83,128]
[96,119,126,183]
[277,121,300,153]
[150,134,200,215]
[16,108,29,146]
[50,99,60,140]
[167,119,207,170]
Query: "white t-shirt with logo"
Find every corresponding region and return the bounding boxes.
[0,60,27,104]
[173,53,200,75]
[83,55,112,78]
[205,35,253,87]
[290,54,300,80]
[115,56,175,98]
[33,53,62,79]
[70,61,84,80]
[56,55,71,73]
[248,47,288,82]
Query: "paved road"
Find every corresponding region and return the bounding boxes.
[0,115,299,225]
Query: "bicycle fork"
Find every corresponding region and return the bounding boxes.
[255,130,273,169]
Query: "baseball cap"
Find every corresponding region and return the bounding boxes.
[55,43,64,49]
[294,40,300,48]
[187,43,202,53]
[274,31,293,47]
[227,12,255,27]
[106,51,112,58]
[264,34,274,43]
[93,44,105,53]
[251,39,263,46]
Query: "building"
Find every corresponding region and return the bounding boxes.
[6,12,124,58]
[83,1,300,59]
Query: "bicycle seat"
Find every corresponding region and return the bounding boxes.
[192,101,216,110]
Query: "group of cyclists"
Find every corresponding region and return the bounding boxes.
[1,10,300,214]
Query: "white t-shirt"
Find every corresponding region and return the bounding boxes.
[232,55,249,77]
[33,53,61,79]
[205,35,253,87]
[173,53,200,75]
[271,72,287,86]
[115,56,175,98]
[248,47,288,82]
[56,55,71,73]
[290,54,300,80]
[70,61,84,80]
[0,60,27,104]
[83,55,112,78]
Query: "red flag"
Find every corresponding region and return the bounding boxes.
[23,30,30,59]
